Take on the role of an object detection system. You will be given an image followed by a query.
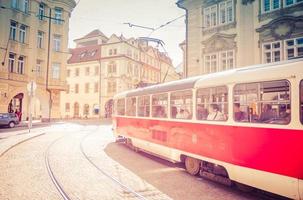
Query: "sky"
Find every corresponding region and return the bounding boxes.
[68,0,186,67]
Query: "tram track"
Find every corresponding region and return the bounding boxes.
[45,135,72,200]
[80,129,149,200]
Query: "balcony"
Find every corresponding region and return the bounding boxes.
[8,72,29,82]
[48,79,67,91]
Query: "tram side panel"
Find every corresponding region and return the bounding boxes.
[114,116,303,199]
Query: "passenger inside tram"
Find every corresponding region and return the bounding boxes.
[197,105,208,120]
[259,104,275,123]
[207,104,225,121]
[234,103,246,121]
[176,106,190,119]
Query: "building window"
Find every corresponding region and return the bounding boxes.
[234,80,290,124]
[138,96,150,117]
[220,50,234,71]
[94,82,99,93]
[75,68,79,76]
[83,104,89,116]
[171,90,193,119]
[85,83,89,93]
[53,35,61,52]
[36,60,43,77]
[261,0,302,13]
[152,93,168,118]
[66,84,70,94]
[65,103,70,112]
[285,37,303,59]
[67,69,70,77]
[107,81,116,93]
[11,0,18,9]
[204,53,217,73]
[17,56,24,74]
[196,86,228,121]
[204,5,217,28]
[113,49,117,55]
[109,49,112,55]
[10,21,17,41]
[263,41,281,63]
[126,97,136,116]
[127,62,133,75]
[85,67,90,76]
[134,65,139,77]
[108,62,117,73]
[37,31,44,48]
[38,3,45,20]
[51,63,60,79]
[75,84,79,93]
[94,66,99,75]
[219,0,233,25]
[19,24,26,43]
[22,0,29,13]
[8,53,15,73]
[54,7,63,24]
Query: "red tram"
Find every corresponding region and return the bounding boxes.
[112,59,303,199]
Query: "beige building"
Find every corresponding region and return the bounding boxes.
[61,30,180,118]
[0,0,76,121]
[177,0,303,77]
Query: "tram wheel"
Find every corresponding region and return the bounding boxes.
[185,156,200,175]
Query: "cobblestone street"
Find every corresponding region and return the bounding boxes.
[0,121,282,200]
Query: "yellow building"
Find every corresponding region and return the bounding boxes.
[177,0,303,77]
[0,0,76,121]
[61,30,180,118]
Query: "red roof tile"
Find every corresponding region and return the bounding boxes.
[68,45,101,64]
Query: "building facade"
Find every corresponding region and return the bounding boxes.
[60,30,180,118]
[0,0,76,121]
[177,0,303,77]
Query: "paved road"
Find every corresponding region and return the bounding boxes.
[0,121,288,200]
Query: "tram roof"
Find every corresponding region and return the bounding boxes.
[114,58,303,99]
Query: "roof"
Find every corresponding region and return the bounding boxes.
[74,29,107,41]
[68,45,101,64]
[114,58,303,99]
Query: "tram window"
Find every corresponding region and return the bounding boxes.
[138,96,150,117]
[300,80,303,124]
[152,93,168,118]
[170,90,192,119]
[117,98,125,115]
[196,86,228,121]
[233,80,290,124]
[126,97,136,116]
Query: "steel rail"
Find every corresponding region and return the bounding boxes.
[80,130,148,200]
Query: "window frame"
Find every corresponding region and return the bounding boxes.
[137,95,151,117]
[126,97,137,117]
[51,63,60,79]
[117,98,126,116]
[170,89,193,120]
[37,31,44,48]
[19,24,26,43]
[233,79,291,125]
[17,56,25,74]
[151,93,169,118]
[10,21,17,41]
[196,85,229,122]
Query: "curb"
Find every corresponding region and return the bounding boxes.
[0,132,46,157]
